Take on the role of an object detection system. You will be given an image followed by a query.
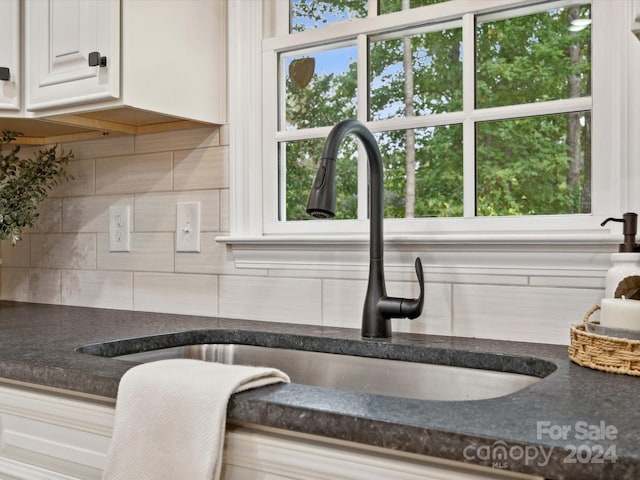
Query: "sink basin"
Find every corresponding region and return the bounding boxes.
[113,343,543,401]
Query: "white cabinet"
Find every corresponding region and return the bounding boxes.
[2,0,226,144]
[116,0,227,127]
[25,0,120,112]
[222,427,543,480]
[0,383,114,479]
[26,0,226,126]
[0,382,541,480]
[0,0,20,113]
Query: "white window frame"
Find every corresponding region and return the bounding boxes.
[223,0,633,272]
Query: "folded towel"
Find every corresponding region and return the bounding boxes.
[102,358,289,480]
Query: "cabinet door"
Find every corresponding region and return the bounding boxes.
[25,0,120,112]
[222,427,543,480]
[0,0,20,112]
[0,384,114,480]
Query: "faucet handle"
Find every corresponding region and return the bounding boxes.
[375,257,425,326]
[400,257,424,319]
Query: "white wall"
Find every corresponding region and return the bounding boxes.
[0,125,606,345]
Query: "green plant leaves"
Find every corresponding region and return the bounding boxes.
[0,131,74,245]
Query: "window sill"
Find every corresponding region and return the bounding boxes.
[216,232,617,278]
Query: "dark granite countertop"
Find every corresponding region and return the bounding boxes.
[0,300,637,479]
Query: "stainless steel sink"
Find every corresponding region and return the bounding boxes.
[114,344,541,401]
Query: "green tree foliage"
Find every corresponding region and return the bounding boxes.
[285,59,358,220]
[475,5,591,215]
[370,23,464,218]
[291,0,367,32]
[284,1,591,220]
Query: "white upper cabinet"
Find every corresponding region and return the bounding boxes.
[117,0,227,126]
[0,0,20,113]
[2,0,226,144]
[25,0,120,112]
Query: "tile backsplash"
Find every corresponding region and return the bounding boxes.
[0,126,604,345]
[1,127,230,314]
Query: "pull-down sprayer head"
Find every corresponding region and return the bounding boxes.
[306,157,337,219]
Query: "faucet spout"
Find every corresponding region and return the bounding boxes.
[306,119,424,338]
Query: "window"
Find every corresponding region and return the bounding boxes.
[228,0,626,243]
[271,0,595,231]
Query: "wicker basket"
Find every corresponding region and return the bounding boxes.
[569,305,640,376]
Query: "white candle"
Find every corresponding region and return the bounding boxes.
[600,298,640,331]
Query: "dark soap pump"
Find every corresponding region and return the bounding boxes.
[601,213,640,253]
[601,212,640,297]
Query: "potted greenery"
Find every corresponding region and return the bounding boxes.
[0,131,73,246]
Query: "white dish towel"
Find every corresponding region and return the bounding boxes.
[102,358,289,480]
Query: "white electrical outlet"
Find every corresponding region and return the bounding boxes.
[176,202,201,252]
[109,205,131,252]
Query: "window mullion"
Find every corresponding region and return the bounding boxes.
[471,97,593,123]
[368,0,378,18]
[269,0,290,38]
[263,49,280,229]
[357,33,369,221]
[462,13,476,219]
[277,142,287,222]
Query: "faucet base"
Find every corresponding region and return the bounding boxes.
[361,318,391,339]
[362,258,391,338]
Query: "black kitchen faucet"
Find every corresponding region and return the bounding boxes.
[307,119,424,338]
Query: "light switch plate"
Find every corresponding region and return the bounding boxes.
[176,202,201,252]
[109,205,130,252]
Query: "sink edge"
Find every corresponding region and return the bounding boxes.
[76,328,558,379]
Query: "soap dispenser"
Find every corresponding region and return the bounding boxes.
[601,212,640,297]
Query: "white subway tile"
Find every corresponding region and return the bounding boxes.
[52,158,95,198]
[395,282,452,336]
[134,273,218,316]
[61,270,133,310]
[173,146,228,191]
[135,190,219,232]
[453,284,602,345]
[175,233,267,276]
[219,275,321,324]
[30,234,96,270]
[63,195,134,233]
[174,232,239,275]
[62,135,134,160]
[15,145,43,160]
[24,198,61,234]
[0,237,30,268]
[322,279,452,335]
[321,279,370,330]
[529,275,605,289]
[219,189,229,233]
[1,268,60,303]
[134,127,220,154]
[97,233,174,272]
[427,272,529,286]
[175,233,223,274]
[269,268,368,280]
[96,152,172,194]
[219,124,230,146]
